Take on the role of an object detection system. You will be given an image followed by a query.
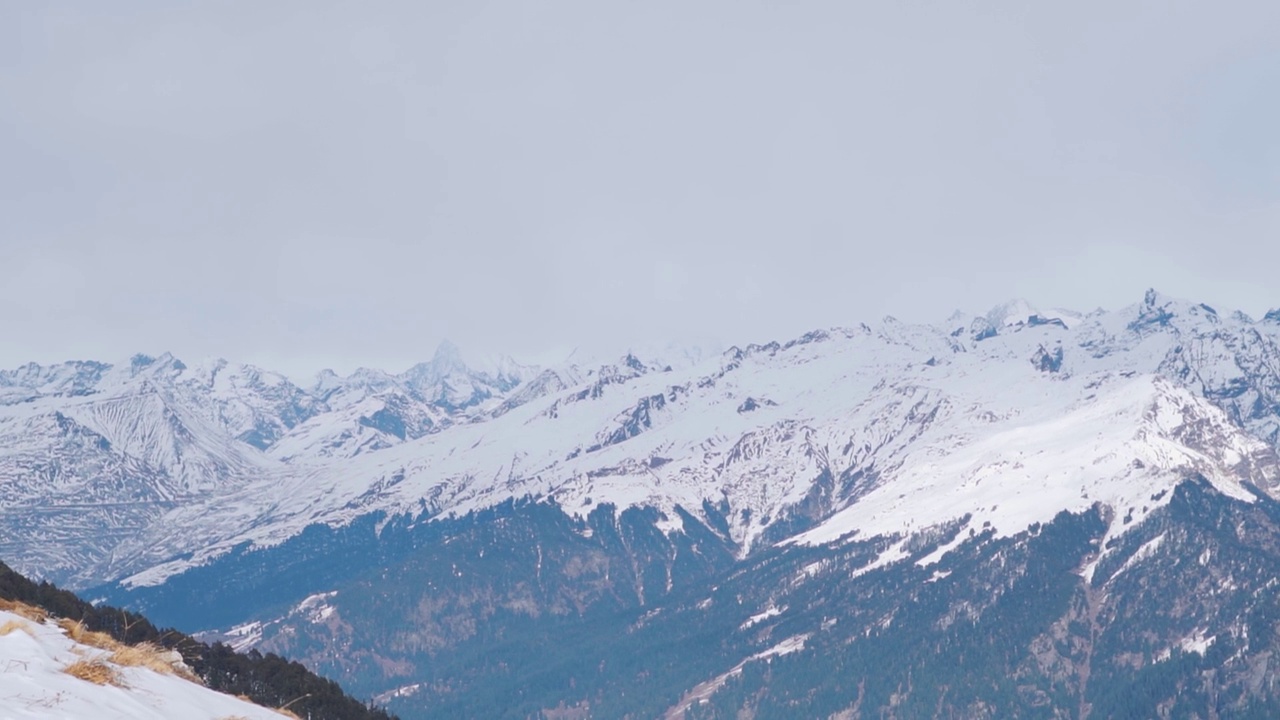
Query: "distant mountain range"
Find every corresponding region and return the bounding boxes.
[6,289,1280,718]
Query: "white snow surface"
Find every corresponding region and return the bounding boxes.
[790,374,1262,548]
[3,291,1280,589]
[0,609,284,720]
[741,605,785,630]
[295,591,339,624]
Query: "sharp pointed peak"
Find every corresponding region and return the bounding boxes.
[1143,288,1171,308]
[399,340,476,388]
[432,339,464,364]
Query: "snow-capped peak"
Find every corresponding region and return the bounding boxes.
[985,298,1041,328]
[403,340,469,385]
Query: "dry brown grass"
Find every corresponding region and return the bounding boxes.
[58,618,124,652]
[0,598,49,622]
[63,657,122,686]
[56,618,201,683]
[0,618,35,637]
[108,641,173,673]
[110,641,200,682]
[273,693,311,718]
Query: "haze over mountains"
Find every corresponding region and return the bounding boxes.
[7,289,1280,717]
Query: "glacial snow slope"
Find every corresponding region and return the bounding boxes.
[3,290,1280,592]
[0,608,285,720]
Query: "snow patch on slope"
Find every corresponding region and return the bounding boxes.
[0,609,284,720]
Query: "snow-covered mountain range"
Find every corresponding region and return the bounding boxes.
[3,290,1280,594]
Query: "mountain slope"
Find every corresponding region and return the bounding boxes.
[0,560,397,720]
[329,478,1280,719]
[0,604,291,720]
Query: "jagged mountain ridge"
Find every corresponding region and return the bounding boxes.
[4,290,1280,595]
[0,346,541,585]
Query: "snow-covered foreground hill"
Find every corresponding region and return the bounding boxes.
[0,607,284,720]
[3,290,1280,593]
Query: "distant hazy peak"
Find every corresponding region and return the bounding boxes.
[430,339,466,371]
[984,298,1041,328]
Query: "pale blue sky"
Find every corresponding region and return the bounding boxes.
[2,1,1277,377]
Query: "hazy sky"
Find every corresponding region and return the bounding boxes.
[2,2,1277,377]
